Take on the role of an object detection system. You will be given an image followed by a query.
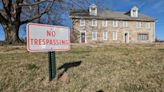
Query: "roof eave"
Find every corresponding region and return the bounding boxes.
[69,15,155,22]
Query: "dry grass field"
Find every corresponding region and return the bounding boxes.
[0,43,164,92]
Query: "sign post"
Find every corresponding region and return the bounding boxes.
[26,23,70,81]
[48,52,56,81]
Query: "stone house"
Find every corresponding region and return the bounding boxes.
[70,4,156,43]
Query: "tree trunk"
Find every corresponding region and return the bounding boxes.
[3,24,21,44]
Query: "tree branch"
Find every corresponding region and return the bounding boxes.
[15,0,24,24]
[70,0,87,10]
[0,10,8,23]
[19,0,54,6]
[2,0,12,22]
[20,0,55,24]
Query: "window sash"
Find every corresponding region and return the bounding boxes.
[80,19,85,26]
[133,11,136,17]
[92,32,97,40]
[123,21,128,27]
[112,32,117,40]
[102,20,108,27]
[138,34,148,40]
[136,22,141,28]
[92,19,97,26]
[145,23,150,29]
[91,8,96,15]
[103,32,108,40]
[113,21,118,27]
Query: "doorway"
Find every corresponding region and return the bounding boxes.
[80,32,86,43]
[124,32,129,43]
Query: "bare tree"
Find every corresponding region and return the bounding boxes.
[0,0,107,44]
[0,0,65,44]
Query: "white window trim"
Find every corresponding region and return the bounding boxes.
[80,19,85,26]
[91,9,97,16]
[92,32,97,40]
[102,20,108,27]
[80,31,87,43]
[103,32,108,40]
[92,19,97,27]
[123,21,128,28]
[112,32,117,40]
[145,22,150,30]
[113,21,118,27]
[136,22,142,28]
[138,34,149,41]
[90,7,97,16]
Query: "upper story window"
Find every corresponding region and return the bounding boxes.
[113,21,118,27]
[92,19,97,27]
[91,8,96,15]
[136,22,142,28]
[102,20,108,27]
[123,21,128,28]
[80,19,85,26]
[132,10,136,16]
[103,32,108,40]
[92,32,97,40]
[145,23,150,29]
[130,6,138,17]
[89,4,97,16]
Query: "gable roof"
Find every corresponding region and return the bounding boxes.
[70,9,155,22]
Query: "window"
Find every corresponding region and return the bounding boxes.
[123,21,128,27]
[138,34,149,41]
[89,4,97,16]
[133,10,136,17]
[131,7,138,17]
[80,19,85,26]
[102,20,108,27]
[113,21,118,27]
[145,23,150,29]
[103,32,108,40]
[112,32,117,40]
[92,19,97,26]
[91,8,96,15]
[136,22,141,28]
[92,32,97,40]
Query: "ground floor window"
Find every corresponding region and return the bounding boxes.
[92,32,97,40]
[103,32,108,40]
[112,32,117,40]
[138,33,149,41]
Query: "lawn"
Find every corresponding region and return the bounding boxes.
[0,44,164,92]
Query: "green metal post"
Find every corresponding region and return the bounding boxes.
[48,52,56,81]
[48,52,52,81]
[51,51,56,79]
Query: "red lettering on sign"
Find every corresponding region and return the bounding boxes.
[30,38,70,45]
[47,30,56,37]
[34,39,38,45]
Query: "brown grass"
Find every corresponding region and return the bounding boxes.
[0,44,164,92]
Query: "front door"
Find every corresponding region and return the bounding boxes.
[81,32,86,43]
[124,33,129,43]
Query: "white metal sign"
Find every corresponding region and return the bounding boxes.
[26,23,70,52]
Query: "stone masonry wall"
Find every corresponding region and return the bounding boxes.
[71,19,155,43]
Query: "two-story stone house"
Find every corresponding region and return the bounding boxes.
[70,4,156,43]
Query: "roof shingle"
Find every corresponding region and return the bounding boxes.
[70,9,155,22]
